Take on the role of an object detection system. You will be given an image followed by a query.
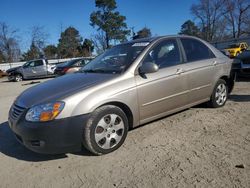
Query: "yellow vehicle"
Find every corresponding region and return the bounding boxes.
[225,42,248,58]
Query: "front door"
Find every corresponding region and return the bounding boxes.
[22,61,35,78]
[135,39,189,123]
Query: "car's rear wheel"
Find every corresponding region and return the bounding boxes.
[208,79,228,108]
[14,74,23,82]
[83,105,128,155]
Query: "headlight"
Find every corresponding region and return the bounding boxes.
[25,102,65,122]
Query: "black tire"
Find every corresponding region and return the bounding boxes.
[14,74,23,82]
[83,105,129,155]
[207,79,228,108]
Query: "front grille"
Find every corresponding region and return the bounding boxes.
[10,103,26,120]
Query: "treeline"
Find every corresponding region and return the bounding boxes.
[0,0,249,63]
[180,0,250,41]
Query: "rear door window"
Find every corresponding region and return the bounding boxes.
[34,60,44,67]
[181,38,215,62]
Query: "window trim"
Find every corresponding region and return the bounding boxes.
[136,37,184,72]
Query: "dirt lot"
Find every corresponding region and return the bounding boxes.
[0,77,249,188]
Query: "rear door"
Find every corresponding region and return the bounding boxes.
[135,38,189,123]
[179,38,218,104]
[32,60,47,77]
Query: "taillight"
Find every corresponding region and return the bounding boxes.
[62,67,69,73]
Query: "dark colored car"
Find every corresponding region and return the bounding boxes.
[233,49,250,77]
[54,58,92,76]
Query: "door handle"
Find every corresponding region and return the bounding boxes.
[213,61,218,66]
[176,68,184,75]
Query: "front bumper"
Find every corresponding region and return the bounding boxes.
[8,113,89,154]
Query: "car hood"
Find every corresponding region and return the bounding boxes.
[6,66,22,73]
[16,73,118,108]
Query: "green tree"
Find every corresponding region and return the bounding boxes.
[22,42,41,61]
[57,27,82,58]
[44,45,57,59]
[90,0,130,49]
[133,27,152,40]
[81,39,94,57]
[179,20,200,37]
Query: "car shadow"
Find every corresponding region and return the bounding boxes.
[21,81,41,86]
[0,80,10,83]
[229,94,250,102]
[0,121,68,162]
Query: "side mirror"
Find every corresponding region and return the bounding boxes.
[139,62,159,74]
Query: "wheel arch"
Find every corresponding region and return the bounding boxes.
[219,75,234,94]
[98,101,134,130]
[13,71,23,77]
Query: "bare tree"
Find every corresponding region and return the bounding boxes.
[22,25,49,60]
[30,25,49,53]
[191,0,226,41]
[223,0,250,38]
[91,31,107,54]
[0,22,21,63]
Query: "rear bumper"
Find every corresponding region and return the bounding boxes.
[232,62,250,76]
[8,114,89,154]
[238,69,250,76]
[54,69,65,76]
[237,64,250,76]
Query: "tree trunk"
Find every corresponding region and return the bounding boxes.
[105,33,110,49]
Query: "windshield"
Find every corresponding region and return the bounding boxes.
[81,42,149,74]
[23,61,31,66]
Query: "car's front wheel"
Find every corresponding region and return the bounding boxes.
[14,74,23,82]
[83,105,129,155]
[208,79,228,108]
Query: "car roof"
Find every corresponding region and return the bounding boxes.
[121,35,200,45]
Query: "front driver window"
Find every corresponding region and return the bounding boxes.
[143,39,181,69]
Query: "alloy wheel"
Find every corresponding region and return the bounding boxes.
[215,83,227,106]
[94,114,125,149]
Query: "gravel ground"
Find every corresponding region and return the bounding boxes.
[0,77,249,188]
